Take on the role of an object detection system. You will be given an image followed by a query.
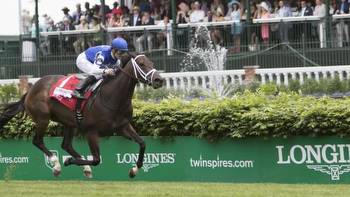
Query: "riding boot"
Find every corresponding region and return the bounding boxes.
[73,75,97,99]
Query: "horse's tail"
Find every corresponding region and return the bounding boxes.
[0,93,27,130]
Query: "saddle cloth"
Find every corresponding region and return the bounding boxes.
[49,75,96,111]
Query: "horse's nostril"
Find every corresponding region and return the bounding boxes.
[154,78,162,83]
[153,78,164,87]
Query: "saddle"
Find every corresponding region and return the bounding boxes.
[49,75,103,125]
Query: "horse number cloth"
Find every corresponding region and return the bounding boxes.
[49,75,93,111]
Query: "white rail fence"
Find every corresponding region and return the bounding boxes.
[1,66,350,90]
[139,65,350,90]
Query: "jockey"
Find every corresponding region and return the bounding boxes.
[73,37,128,99]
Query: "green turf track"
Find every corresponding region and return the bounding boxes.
[0,181,350,197]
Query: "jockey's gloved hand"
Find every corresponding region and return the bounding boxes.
[103,68,115,76]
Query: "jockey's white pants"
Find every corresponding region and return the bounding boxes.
[76,53,104,79]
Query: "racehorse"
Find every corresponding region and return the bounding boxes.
[0,52,164,178]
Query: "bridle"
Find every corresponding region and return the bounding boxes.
[119,54,157,86]
[100,54,157,111]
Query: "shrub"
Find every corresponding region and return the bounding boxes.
[2,92,350,140]
[0,84,20,104]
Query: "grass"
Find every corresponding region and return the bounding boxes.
[0,181,350,197]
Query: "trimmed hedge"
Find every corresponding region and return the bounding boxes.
[2,92,350,140]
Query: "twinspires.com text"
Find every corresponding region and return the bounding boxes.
[190,155,253,169]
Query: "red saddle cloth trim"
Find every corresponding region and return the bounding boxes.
[49,75,93,111]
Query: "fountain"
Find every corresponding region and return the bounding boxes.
[181,25,230,97]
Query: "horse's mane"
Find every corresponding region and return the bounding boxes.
[119,52,144,68]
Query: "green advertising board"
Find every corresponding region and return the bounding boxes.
[1,136,350,183]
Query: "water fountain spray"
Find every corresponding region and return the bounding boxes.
[181,25,229,96]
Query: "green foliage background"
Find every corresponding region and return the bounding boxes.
[2,92,350,140]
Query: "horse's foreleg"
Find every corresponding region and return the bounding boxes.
[61,128,92,178]
[122,123,145,178]
[32,120,61,177]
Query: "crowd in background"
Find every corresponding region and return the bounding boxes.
[20,0,350,55]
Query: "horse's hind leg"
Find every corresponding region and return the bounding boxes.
[121,123,145,178]
[61,128,92,178]
[32,119,61,177]
[64,131,101,167]
[61,128,81,158]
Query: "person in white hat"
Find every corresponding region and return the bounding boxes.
[259,2,270,47]
[229,1,242,52]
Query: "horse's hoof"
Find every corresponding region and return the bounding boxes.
[84,170,93,178]
[53,169,61,177]
[129,169,136,178]
[129,167,138,178]
[64,157,73,166]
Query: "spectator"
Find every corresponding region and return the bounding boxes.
[299,0,313,16]
[271,1,279,15]
[128,6,142,26]
[108,10,125,28]
[111,2,123,16]
[229,1,242,53]
[92,4,101,19]
[335,0,349,47]
[83,2,94,23]
[160,0,172,20]
[314,0,326,48]
[62,7,73,23]
[151,6,162,20]
[89,16,104,47]
[298,0,313,42]
[136,11,155,52]
[190,1,205,22]
[107,10,125,43]
[21,10,32,34]
[99,2,111,22]
[260,2,270,47]
[40,19,56,56]
[72,3,82,25]
[207,9,226,46]
[211,0,225,21]
[176,2,190,49]
[201,1,209,14]
[330,0,338,14]
[59,17,75,53]
[41,14,52,32]
[46,19,57,32]
[177,2,190,24]
[60,17,75,31]
[121,5,130,22]
[156,15,170,49]
[276,1,292,44]
[249,2,260,52]
[73,16,89,54]
[127,6,142,51]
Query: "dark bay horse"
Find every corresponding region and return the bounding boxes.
[0,53,164,178]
